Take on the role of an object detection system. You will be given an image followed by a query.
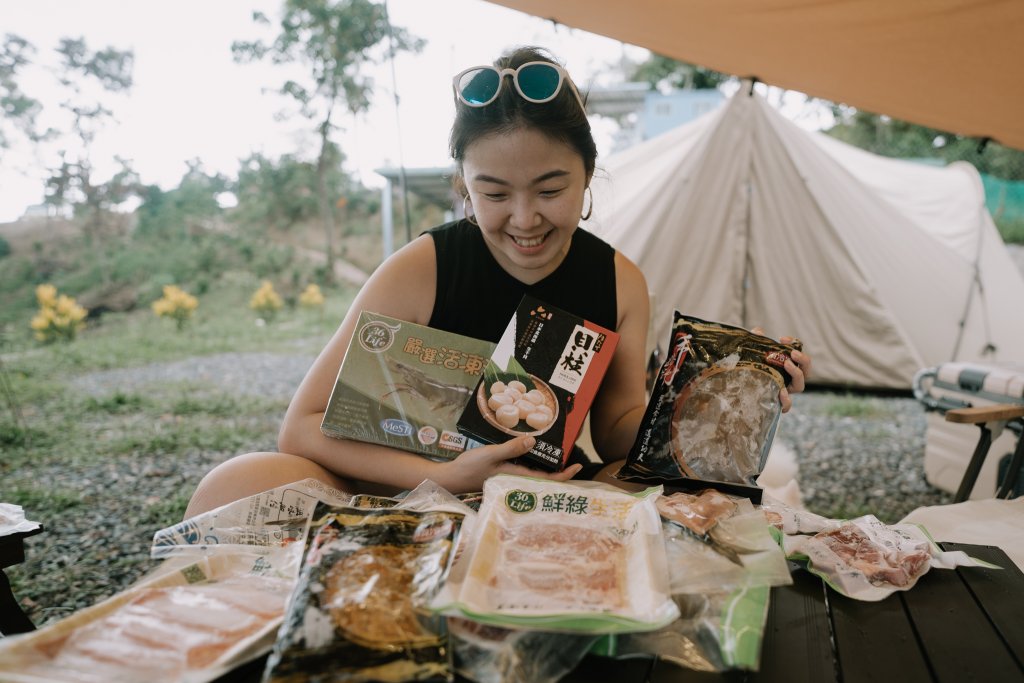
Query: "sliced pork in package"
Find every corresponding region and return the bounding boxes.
[432,475,679,634]
[784,514,998,601]
[620,313,802,498]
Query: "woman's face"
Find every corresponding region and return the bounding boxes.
[462,126,589,285]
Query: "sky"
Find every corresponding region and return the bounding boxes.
[0,0,645,222]
[0,0,826,223]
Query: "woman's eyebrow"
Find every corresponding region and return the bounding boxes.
[471,170,571,186]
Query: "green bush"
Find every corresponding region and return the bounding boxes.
[996,216,1024,244]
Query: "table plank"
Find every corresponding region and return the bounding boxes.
[752,566,836,683]
[562,654,654,682]
[828,589,931,683]
[902,553,1024,683]
[649,657,749,682]
[941,543,1024,672]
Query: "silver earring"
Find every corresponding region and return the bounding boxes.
[581,186,593,221]
[463,195,478,226]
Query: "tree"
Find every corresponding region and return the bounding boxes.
[136,160,229,239]
[0,33,44,160]
[42,37,135,239]
[629,53,729,91]
[233,151,333,232]
[826,107,1024,182]
[232,0,423,281]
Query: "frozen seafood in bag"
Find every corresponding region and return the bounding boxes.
[263,503,464,682]
[621,313,802,489]
[657,490,791,596]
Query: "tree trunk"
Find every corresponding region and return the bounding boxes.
[317,120,336,286]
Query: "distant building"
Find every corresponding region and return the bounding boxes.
[21,204,55,219]
[587,83,726,153]
[640,89,725,140]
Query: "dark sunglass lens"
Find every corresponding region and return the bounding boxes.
[459,68,500,105]
[517,64,560,101]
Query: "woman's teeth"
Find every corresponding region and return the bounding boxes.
[512,233,545,248]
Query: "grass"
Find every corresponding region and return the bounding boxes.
[1,268,361,625]
[0,271,358,512]
[4,484,86,512]
[820,393,884,418]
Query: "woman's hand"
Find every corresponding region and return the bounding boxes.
[752,328,812,413]
[439,436,582,493]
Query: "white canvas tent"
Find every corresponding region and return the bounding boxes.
[588,91,1024,389]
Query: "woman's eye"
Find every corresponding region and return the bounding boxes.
[483,193,506,201]
[539,188,565,197]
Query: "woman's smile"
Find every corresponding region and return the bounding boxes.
[462,127,589,284]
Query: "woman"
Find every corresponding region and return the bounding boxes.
[184,46,810,517]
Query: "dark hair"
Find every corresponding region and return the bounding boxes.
[449,46,596,193]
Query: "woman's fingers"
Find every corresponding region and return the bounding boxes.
[488,436,536,463]
[489,436,583,480]
[779,386,793,413]
[792,349,811,380]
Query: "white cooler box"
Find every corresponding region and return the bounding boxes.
[913,362,1024,500]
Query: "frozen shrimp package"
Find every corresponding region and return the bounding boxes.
[262,503,465,682]
[620,313,802,494]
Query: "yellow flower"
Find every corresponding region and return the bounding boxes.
[153,285,199,330]
[250,280,283,320]
[299,283,324,309]
[35,284,57,307]
[30,286,87,343]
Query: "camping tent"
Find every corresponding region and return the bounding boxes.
[486,0,1024,151]
[587,91,1024,389]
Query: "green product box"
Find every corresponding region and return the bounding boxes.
[321,311,495,460]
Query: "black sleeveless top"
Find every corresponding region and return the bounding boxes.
[427,220,618,342]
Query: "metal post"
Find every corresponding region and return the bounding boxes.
[381,177,394,259]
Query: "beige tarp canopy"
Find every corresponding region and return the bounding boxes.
[588,91,1024,389]
[487,0,1024,151]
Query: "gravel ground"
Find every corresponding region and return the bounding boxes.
[4,351,957,628]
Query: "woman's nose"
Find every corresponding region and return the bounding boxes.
[509,197,541,229]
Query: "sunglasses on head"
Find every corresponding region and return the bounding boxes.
[453,61,586,112]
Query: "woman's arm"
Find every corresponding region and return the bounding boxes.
[277,234,581,493]
[588,252,651,462]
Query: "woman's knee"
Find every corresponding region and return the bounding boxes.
[184,451,353,519]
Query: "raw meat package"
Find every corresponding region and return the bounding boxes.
[432,475,680,634]
[0,554,295,683]
[783,514,997,601]
[620,313,802,493]
[322,311,494,460]
[262,503,464,682]
[457,296,619,472]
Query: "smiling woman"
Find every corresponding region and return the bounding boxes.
[183,45,809,517]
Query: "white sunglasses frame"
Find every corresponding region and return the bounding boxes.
[452,61,586,113]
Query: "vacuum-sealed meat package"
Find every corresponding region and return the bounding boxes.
[262,504,464,682]
[620,313,802,496]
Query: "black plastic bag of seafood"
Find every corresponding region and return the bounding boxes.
[262,503,464,682]
[617,313,802,500]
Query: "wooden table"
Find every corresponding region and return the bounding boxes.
[220,542,1022,683]
[0,527,44,637]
